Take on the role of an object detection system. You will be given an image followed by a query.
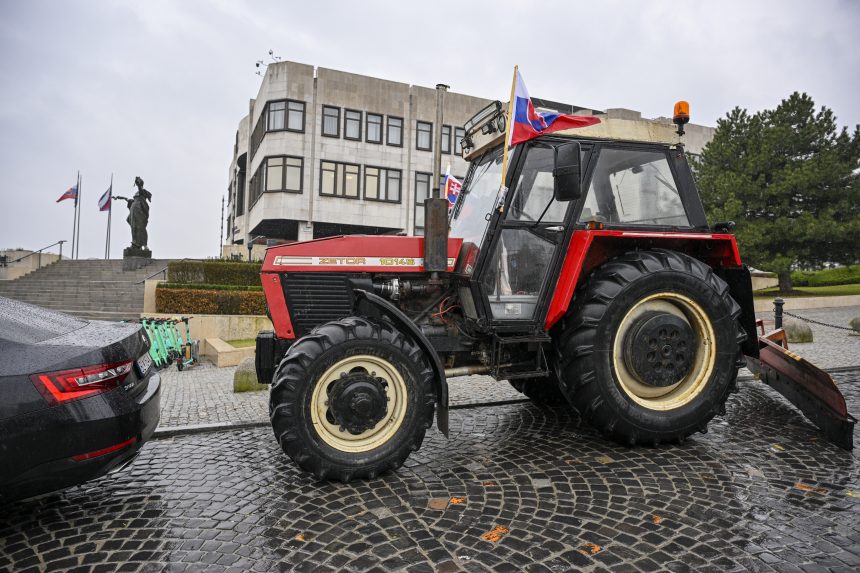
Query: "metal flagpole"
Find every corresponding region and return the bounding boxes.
[75,173,83,259]
[105,173,113,259]
[71,170,79,260]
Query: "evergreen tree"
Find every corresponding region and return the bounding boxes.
[694,93,860,292]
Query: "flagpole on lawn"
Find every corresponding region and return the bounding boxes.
[70,170,79,260]
[75,174,83,259]
[500,65,518,188]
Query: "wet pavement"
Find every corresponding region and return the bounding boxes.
[2,372,859,572]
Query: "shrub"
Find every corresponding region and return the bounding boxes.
[158,282,263,292]
[791,266,860,287]
[155,286,267,315]
[167,260,262,286]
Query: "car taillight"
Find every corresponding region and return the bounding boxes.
[31,361,134,406]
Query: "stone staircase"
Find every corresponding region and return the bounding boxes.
[0,259,171,321]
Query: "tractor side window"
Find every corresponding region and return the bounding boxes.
[579,149,690,226]
[481,228,555,320]
[508,146,568,223]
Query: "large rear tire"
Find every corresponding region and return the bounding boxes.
[270,316,435,481]
[555,250,745,445]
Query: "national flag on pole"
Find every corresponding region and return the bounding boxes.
[443,169,462,207]
[98,185,112,212]
[509,70,601,147]
[56,185,78,203]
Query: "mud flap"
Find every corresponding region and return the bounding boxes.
[746,324,855,450]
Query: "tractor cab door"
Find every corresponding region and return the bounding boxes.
[477,143,574,327]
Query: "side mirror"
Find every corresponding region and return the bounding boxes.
[553,142,582,202]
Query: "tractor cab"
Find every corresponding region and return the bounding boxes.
[449,101,709,333]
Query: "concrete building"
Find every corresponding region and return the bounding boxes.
[225,61,715,255]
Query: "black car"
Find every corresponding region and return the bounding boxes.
[0,297,160,502]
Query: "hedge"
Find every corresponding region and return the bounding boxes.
[158,282,263,292]
[168,260,262,286]
[791,266,860,287]
[155,286,267,315]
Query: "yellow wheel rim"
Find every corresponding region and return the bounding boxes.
[612,292,716,411]
[309,354,408,453]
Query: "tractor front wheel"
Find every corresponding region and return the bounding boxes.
[270,316,435,481]
[555,250,745,445]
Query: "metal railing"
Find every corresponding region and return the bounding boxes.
[2,240,67,270]
[135,258,202,284]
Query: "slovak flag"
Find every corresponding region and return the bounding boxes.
[443,169,462,207]
[509,69,601,147]
[98,185,112,212]
[56,185,78,203]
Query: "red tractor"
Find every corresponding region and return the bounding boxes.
[255,101,854,481]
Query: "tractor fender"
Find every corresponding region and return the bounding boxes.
[353,289,449,437]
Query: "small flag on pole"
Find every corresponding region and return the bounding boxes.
[98,185,112,212]
[57,185,78,203]
[443,168,462,207]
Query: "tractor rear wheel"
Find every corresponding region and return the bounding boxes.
[270,316,435,481]
[555,250,745,445]
[509,374,566,406]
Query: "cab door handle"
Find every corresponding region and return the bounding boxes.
[546,226,565,232]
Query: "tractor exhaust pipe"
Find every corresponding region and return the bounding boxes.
[424,84,450,275]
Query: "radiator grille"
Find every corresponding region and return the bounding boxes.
[281,273,353,336]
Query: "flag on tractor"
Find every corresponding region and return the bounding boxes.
[509,69,600,147]
[444,171,462,207]
[98,185,112,211]
[56,185,78,203]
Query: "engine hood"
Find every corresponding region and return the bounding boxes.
[260,235,463,274]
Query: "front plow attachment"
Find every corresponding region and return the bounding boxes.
[746,322,856,450]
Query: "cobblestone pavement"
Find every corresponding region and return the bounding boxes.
[158,305,860,429]
[2,372,859,573]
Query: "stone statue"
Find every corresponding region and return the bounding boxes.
[114,176,152,259]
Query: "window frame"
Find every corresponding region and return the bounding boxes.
[266,100,286,132]
[321,105,341,138]
[319,160,361,199]
[387,116,403,147]
[416,120,432,151]
[454,127,466,156]
[344,109,362,141]
[363,165,402,203]
[366,113,383,144]
[441,125,452,154]
[286,100,305,133]
[413,171,432,233]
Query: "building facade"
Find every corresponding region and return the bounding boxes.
[225,61,715,254]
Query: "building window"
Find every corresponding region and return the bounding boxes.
[264,156,303,193]
[414,172,431,234]
[320,160,360,198]
[387,116,403,146]
[322,106,340,137]
[267,100,305,132]
[267,101,285,131]
[364,167,401,202]
[345,109,362,140]
[366,113,382,144]
[441,125,451,154]
[454,127,465,155]
[416,121,432,151]
[287,100,305,131]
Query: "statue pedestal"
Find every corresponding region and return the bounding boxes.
[123,247,152,271]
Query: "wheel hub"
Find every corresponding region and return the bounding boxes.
[327,372,389,435]
[623,311,695,387]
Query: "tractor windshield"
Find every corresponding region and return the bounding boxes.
[449,146,504,249]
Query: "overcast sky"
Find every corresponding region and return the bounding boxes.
[1,0,858,259]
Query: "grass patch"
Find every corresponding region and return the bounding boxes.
[227,338,256,348]
[753,283,860,298]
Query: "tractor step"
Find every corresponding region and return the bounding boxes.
[492,333,553,380]
[746,321,856,450]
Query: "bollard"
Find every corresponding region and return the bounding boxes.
[774,297,784,330]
